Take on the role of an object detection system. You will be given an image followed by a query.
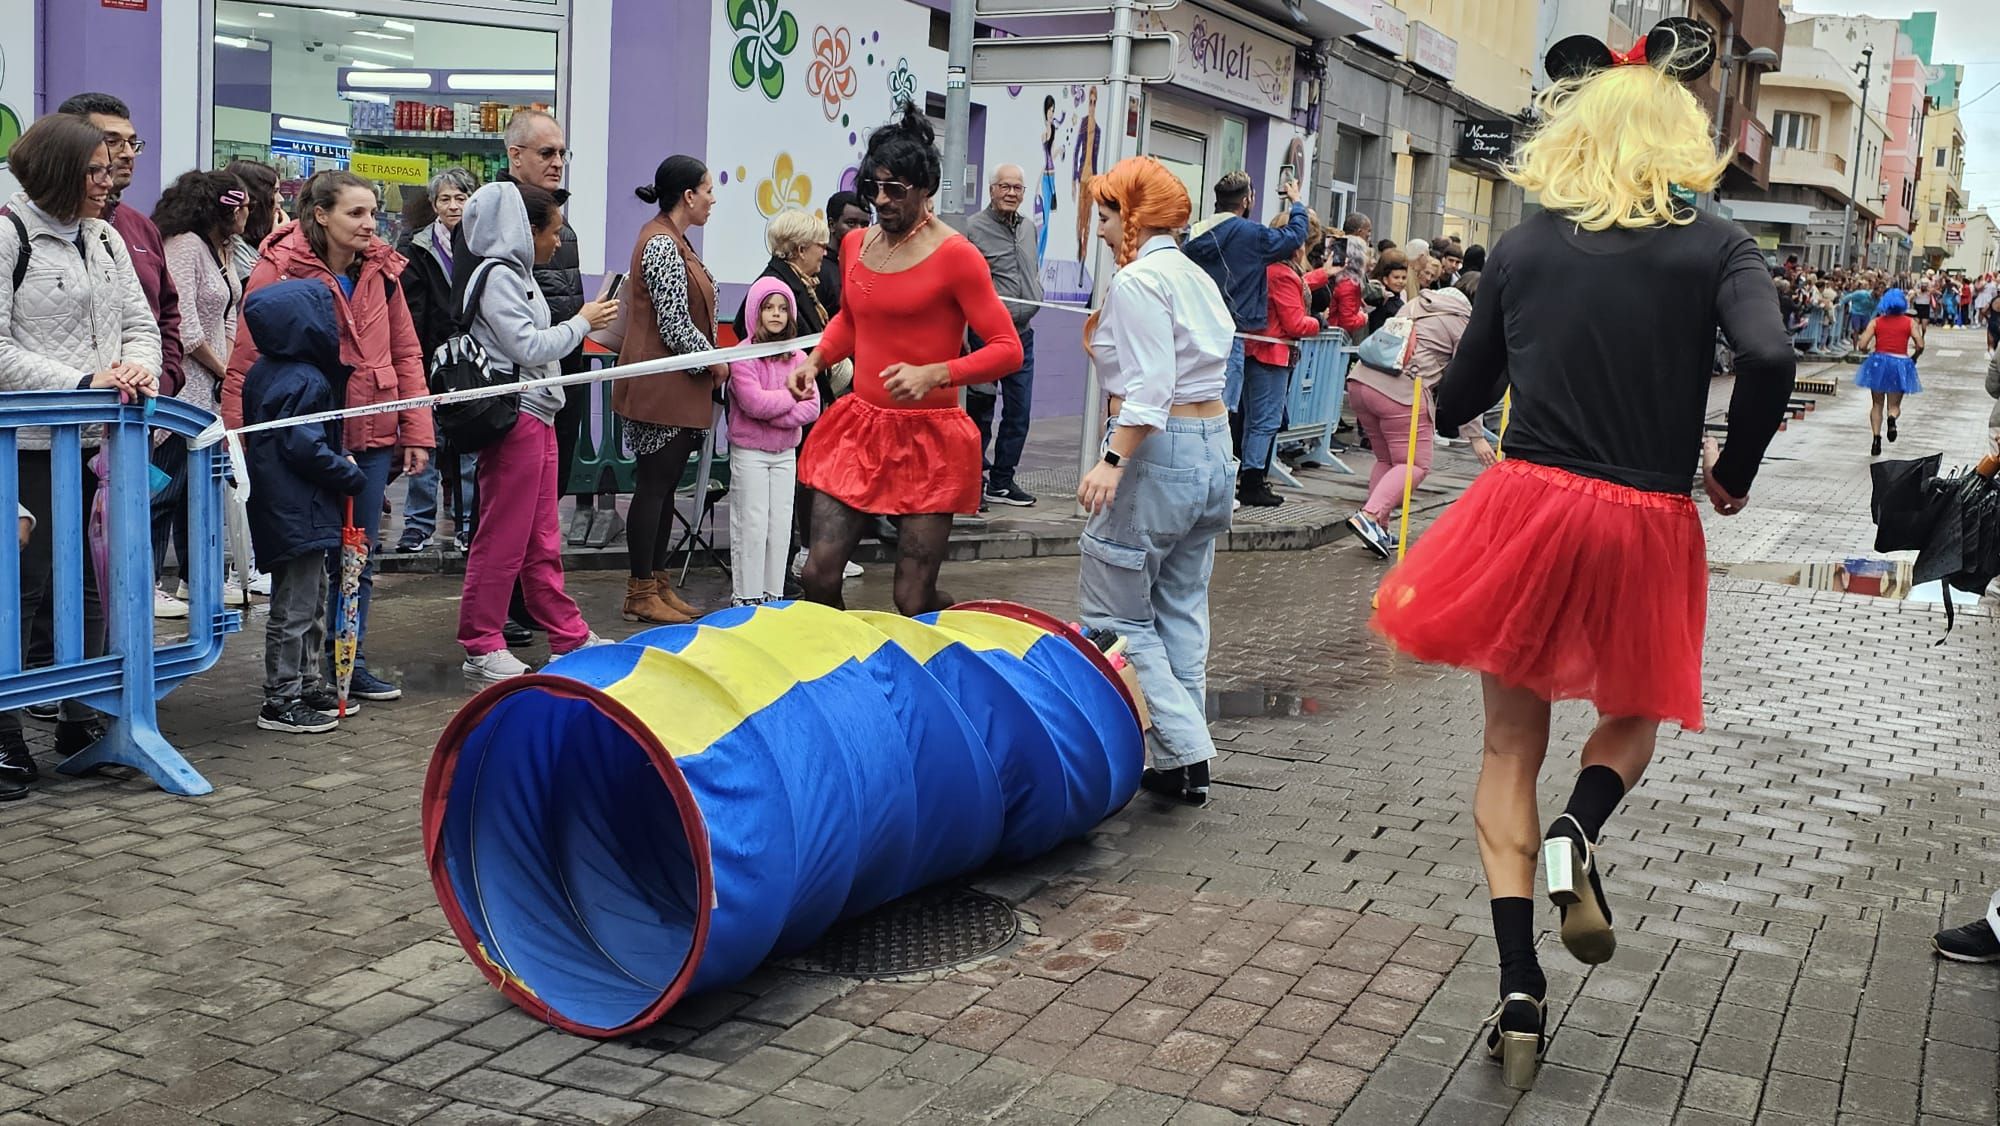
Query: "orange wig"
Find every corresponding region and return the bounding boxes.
[1089,156,1192,267]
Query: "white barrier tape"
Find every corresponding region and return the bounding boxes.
[995,294,1357,350]
[188,331,824,452]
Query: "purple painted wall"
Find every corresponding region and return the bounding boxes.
[40,0,165,213]
[216,43,272,115]
[603,2,710,274]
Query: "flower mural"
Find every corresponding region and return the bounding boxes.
[807,26,859,122]
[728,0,800,102]
[887,57,917,112]
[755,152,814,220]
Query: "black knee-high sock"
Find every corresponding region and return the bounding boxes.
[1491,897,1544,998]
[1559,764,1628,843]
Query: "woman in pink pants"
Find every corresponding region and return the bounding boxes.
[454,181,620,680]
[1344,273,1497,558]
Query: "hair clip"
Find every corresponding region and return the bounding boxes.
[1544,16,1716,84]
[220,189,249,208]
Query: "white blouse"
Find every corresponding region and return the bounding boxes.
[1094,235,1234,430]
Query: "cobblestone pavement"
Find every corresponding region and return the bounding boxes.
[2,334,1998,1125]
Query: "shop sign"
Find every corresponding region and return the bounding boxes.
[1454,119,1513,162]
[351,152,432,186]
[1755,233,1782,250]
[101,0,147,8]
[1139,2,1294,117]
[1946,222,1965,244]
[1407,21,1457,81]
[1356,0,1407,55]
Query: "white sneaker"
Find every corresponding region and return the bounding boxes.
[558,632,614,654]
[791,549,809,579]
[463,649,533,682]
[843,560,864,580]
[154,590,189,620]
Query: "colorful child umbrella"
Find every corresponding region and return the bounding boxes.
[333,498,368,716]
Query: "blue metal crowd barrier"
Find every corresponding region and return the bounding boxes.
[0,391,239,796]
[1270,331,1355,487]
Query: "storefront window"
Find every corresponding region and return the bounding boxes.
[1391,153,1414,246]
[212,0,558,243]
[1443,167,1494,249]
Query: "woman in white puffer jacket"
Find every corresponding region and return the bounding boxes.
[0,113,161,787]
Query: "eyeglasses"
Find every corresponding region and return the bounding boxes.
[104,136,145,155]
[858,177,916,203]
[992,183,1027,194]
[516,145,571,161]
[85,164,115,183]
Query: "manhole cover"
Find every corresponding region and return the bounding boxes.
[780,886,1024,978]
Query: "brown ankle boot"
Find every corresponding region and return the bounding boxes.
[622,578,689,624]
[651,573,699,618]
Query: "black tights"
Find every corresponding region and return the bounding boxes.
[802,494,953,616]
[626,430,704,580]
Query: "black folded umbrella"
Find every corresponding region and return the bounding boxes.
[1870,453,1944,552]
[1910,458,2000,635]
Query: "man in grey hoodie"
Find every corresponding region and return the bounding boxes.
[1183,171,1307,454]
[453,181,618,682]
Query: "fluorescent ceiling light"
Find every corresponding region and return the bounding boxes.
[315,8,358,17]
[346,59,388,70]
[216,16,257,28]
[276,115,350,138]
[256,10,275,17]
[382,19,417,33]
[445,72,557,93]
[345,70,433,90]
[213,34,269,51]
[344,42,416,60]
[353,30,405,40]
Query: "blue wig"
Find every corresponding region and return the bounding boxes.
[1877,288,1909,316]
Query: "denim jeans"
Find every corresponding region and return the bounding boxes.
[1076,416,1236,771]
[965,327,1035,491]
[402,451,479,545]
[1240,356,1291,470]
[1221,337,1247,411]
[326,446,396,667]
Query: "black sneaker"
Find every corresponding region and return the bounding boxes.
[0,773,24,801]
[24,702,58,722]
[348,667,403,702]
[503,620,535,649]
[258,698,339,734]
[1933,917,2000,963]
[53,719,105,759]
[300,683,359,717]
[984,485,1037,507]
[396,538,429,553]
[0,733,37,783]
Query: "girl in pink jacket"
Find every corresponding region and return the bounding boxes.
[727,275,821,604]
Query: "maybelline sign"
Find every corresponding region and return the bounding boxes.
[1141,2,1294,118]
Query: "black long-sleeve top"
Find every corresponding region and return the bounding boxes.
[1435,209,1795,498]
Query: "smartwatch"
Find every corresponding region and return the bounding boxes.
[1101,450,1123,468]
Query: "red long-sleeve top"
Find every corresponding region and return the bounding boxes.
[817,228,1023,409]
[1247,261,1322,366]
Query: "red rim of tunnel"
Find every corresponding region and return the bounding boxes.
[948,600,1143,725]
[422,673,715,1039]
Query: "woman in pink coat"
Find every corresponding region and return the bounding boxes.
[727,275,820,604]
[225,170,433,703]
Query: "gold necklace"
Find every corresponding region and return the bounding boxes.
[860,213,933,285]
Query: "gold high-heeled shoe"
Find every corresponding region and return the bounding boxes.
[1545,813,1616,964]
[1482,992,1547,1091]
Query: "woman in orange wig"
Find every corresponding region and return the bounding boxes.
[1075,157,1237,806]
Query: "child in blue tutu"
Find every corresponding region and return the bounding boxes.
[1855,286,1924,457]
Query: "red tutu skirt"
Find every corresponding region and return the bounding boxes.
[797,394,983,515]
[1371,459,1708,730]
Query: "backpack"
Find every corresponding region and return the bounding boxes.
[4,208,116,295]
[427,259,519,452]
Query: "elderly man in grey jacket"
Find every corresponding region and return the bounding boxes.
[964,163,1044,508]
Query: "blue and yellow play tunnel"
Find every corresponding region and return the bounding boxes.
[421,600,1144,1038]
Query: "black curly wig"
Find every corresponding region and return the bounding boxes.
[862,101,941,195]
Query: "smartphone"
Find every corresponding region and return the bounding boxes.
[1278,163,1297,191]
[596,272,626,303]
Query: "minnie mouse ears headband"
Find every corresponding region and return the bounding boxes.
[1545,16,1717,84]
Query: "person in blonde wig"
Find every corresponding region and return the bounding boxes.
[1075,156,1236,807]
[1370,17,1796,1090]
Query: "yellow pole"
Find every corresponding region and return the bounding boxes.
[1396,376,1422,562]
[1497,388,1512,460]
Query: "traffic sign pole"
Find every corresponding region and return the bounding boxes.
[1074,0,1139,517]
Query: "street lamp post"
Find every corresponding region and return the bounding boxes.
[1841,47,1874,268]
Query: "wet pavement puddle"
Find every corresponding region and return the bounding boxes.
[1720,557,1984,605]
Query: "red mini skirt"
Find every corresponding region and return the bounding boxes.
[798,394,984,515]
[1371,459,1708,731]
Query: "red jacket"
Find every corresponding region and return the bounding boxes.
[224,223,434,452]
[1248,261,1321,366]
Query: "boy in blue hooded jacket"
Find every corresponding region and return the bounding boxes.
[238,280,368,734]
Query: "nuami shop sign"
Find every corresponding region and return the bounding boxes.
[1140,1,1295,118]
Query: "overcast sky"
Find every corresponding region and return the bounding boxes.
[1792,0,2000,212]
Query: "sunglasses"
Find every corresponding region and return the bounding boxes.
[857,177,916,203]
[517,146,571,161]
